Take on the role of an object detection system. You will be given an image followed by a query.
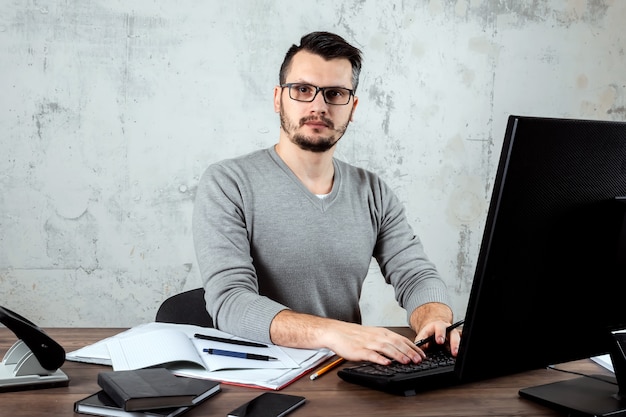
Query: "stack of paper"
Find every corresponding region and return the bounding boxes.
[591,354,614,373]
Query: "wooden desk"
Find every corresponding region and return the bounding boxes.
[0,328,612,417]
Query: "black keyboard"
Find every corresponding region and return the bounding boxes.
[338,349,458,396]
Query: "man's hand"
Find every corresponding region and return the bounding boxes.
[410,302,461,357]
[270,310,426,365]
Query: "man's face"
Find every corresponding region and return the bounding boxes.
[274,50,358,153]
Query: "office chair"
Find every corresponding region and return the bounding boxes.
[155,288,214,328]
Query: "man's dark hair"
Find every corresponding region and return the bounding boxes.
[279,31,363,92]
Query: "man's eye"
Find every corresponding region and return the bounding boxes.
[326,89,343,98]
[297,85,314,94]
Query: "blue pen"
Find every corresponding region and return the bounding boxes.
[203,348,278,361]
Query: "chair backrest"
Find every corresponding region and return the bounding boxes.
[155,288,214,328]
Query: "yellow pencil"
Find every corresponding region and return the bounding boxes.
[309,356,346,380]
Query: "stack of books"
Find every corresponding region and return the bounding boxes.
[74,368,221,417]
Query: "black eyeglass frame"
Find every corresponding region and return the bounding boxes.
[280,83,355,106]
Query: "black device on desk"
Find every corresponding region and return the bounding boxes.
[227,392,306,417]
[0,305,69,391]
[339,115,626,414]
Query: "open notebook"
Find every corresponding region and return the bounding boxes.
[66,322,333,390]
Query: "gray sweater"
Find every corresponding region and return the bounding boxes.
[192,147,450,343]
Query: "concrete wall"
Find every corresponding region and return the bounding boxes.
[1,0,624,327]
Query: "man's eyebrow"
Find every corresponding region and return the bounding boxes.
[288,80,352,89]
[287,79,311,85]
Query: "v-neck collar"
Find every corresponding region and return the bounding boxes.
[267,147,340,212]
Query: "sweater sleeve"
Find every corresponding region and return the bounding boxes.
[372,180,451,321]
[192,163,287,343]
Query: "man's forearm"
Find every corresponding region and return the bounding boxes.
[269,309,336,349]
[409,302,453,334]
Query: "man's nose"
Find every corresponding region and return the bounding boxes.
[310,90,329,113]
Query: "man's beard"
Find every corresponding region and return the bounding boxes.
[279,103,351,153]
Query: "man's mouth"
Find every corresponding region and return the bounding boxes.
[306,121,328,128]
[301,117,332,129]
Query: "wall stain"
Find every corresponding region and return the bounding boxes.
[454,225,473,295]
[367,78,395,136]
[608,106,626,116]
[44,210,99,272]
[442,0,611,29]
[33,101,64,140]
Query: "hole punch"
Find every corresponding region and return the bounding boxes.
[0,306,69,392]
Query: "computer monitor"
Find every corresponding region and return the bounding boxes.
[455,115,626,416]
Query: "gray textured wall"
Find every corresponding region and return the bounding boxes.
[1,1,625,327]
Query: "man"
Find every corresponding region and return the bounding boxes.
[193,31,460,366]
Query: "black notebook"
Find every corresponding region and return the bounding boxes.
[74,389,220,417]
[97,368,220,411]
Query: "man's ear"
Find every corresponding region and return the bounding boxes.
[273,86,282,113]
[350,96,359,121]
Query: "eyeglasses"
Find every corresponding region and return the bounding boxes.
[280,83,354,106]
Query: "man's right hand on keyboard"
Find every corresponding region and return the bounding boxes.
[270,310,427,365]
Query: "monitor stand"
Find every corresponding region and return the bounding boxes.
[519,328,626,416]
[519,374,624,417]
